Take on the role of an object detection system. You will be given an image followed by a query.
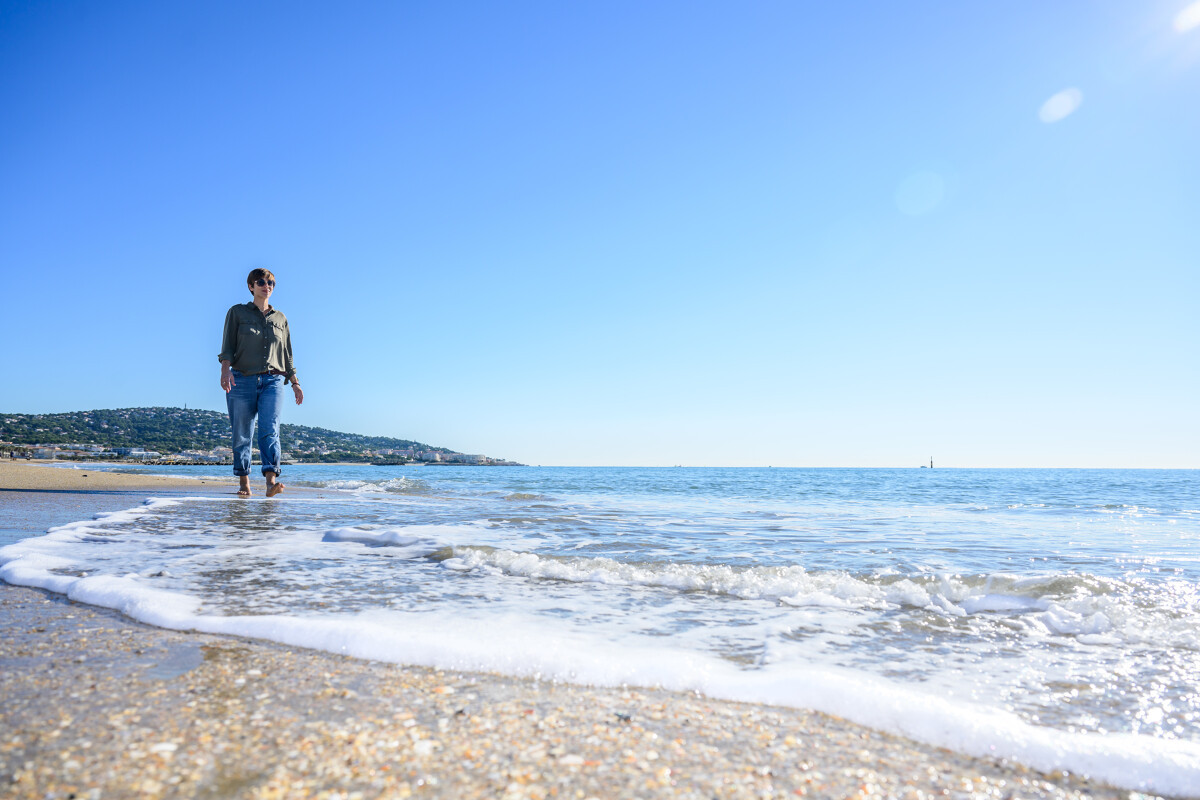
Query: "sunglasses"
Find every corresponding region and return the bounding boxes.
[254,279,276,288]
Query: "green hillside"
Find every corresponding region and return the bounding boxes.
[0,407,456,461]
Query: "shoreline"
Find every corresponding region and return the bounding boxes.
[0,584,1137,800]
[0,459,221,493]
[0,465,1163,799]
[0,459,323,497]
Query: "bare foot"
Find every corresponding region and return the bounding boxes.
[266,483,285,498]
[237,488,252,497]
[237,478,252,497]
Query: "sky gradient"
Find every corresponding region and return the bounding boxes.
[2,1,1198,467]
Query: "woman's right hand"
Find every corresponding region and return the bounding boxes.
[221,365,236,393]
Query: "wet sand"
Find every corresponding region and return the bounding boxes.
[0,460,217,492]
[0,468,1158,799]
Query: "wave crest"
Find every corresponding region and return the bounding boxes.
[438,548,1200,648]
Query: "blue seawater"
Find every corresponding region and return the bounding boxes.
[3,466,1199,794]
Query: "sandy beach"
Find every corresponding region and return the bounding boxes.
[0,465,1156,799]
[0,460,216,492]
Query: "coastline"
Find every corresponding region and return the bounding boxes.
[0,466,1158,799]
[0,459,326,498]
[0,460,217,493]
[0,585,1137,800]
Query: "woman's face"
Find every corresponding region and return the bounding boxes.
[249,276,275,303]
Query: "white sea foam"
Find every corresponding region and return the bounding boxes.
[2,542,1199,796]
[321,526,445,558]
[52,497,182,529]
[5,474,1200,797]
[313,479,372,490]
[434,546,1200,649]
[0,498,182,569]
[305,476,432,495]
[444,547,888,603]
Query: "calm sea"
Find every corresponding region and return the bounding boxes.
[3,466,1198,794]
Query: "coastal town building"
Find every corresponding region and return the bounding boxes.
[2,408,521,465]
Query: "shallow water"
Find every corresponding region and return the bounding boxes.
[3,466,1199,794]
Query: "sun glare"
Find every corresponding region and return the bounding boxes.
[1038,88,1083,123]
[1174,1,1200,32]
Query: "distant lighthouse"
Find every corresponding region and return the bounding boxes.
[930,457,934,469]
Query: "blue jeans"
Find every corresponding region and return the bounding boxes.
[226,369,286,477]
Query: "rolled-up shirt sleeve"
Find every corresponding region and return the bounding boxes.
[284,330,297,384]
[218,306,239,364]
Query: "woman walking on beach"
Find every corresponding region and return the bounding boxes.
[218,268,304,497]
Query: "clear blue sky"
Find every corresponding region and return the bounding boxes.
[2,1,1197,467]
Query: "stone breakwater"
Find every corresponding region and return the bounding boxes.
[0,584,1140,800]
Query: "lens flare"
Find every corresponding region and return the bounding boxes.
[1038,88,1083,123]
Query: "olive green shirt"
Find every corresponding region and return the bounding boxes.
[218,302,298,385]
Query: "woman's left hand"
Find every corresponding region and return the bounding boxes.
[293,384,305,405]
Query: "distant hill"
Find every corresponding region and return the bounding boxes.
[0,407,458,461]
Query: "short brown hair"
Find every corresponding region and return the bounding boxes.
[247,268,276,292]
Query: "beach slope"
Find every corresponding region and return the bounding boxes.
[0,460,211,492]
[0,464,1154,799]
[0,583,1141,800]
